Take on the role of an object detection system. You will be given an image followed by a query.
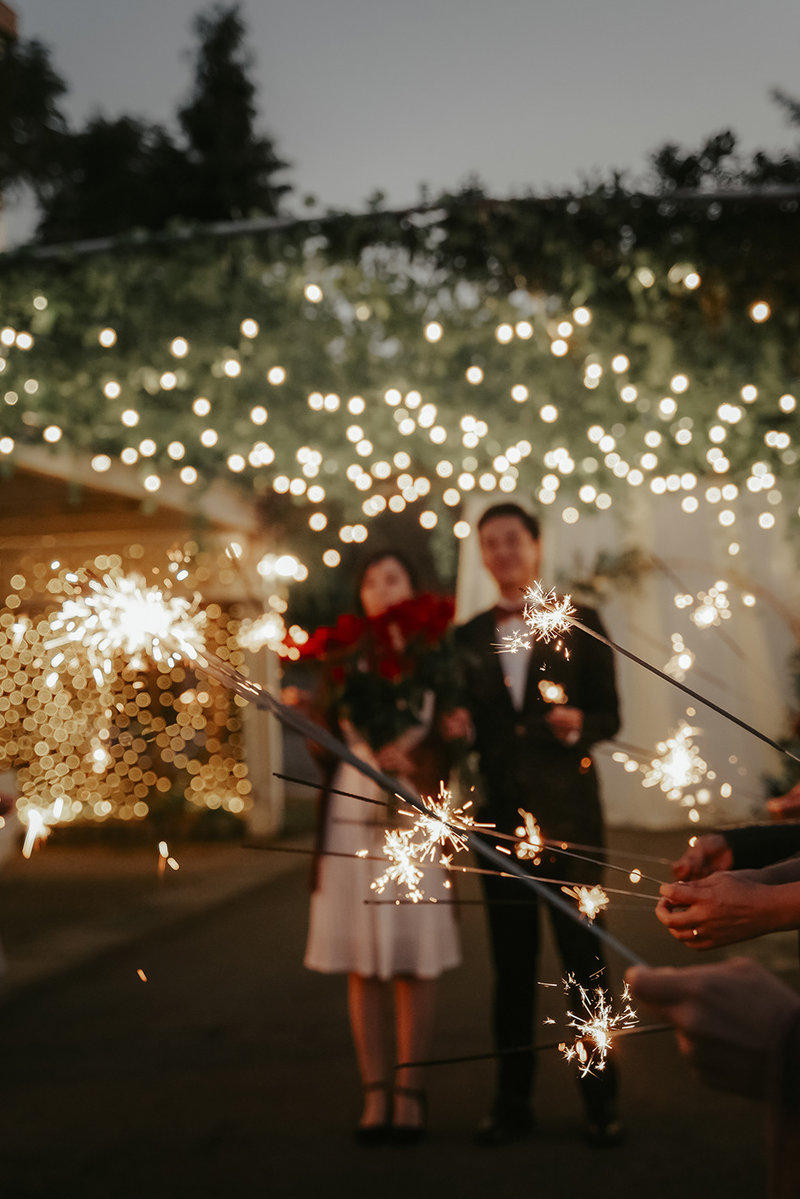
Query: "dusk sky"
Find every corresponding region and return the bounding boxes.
[6,0,800,243]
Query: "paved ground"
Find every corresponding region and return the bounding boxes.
[1,826,796,1198]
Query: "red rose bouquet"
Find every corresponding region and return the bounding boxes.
[291,594,457,750]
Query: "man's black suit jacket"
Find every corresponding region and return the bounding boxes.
[455,603,621,848]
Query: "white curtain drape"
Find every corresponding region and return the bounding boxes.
[455,491,799,830]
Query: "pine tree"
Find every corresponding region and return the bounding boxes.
[176,3,291,221]
[0,33,68,202]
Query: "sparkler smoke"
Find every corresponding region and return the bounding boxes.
[198,651,646,966]
[48,573,206,665]
[519,583,800,766]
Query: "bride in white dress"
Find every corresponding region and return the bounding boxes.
[303,552,461,1144]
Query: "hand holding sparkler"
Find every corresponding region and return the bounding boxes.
[767,781,800,821]
[627,957,800,1099]
[439,707,474,743]
[672,834,734,882]
[546,705,583,746]
[517,581,800,767]
[656,872,794,950]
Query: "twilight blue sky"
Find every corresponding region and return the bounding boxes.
[5,0,800,243]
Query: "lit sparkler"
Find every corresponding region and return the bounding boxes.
[48,572,206,665]
[560,884,610,922]
[664,633,694,682]
[21,796,65,858]
[237,612,286,653]
[496,628,532,655]
[514,809,544,863]
[642,721,708,799]
[688,581,731,629]
[559,980,638,1076]
[504,581,800,766]
[371,829,424,902]
[157,840,180,876]
[538,679,567,704]
[522,582,576,644]
[400,782,493,862]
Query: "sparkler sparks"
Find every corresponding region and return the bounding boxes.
[400,783,493,862]
[686,581,732,629]
[513,809,544,863]
[560,884,610,922]
[496,628,532,654]
[371,829,425,902]
[236,611,287,653]
[664,633,695,682]
[538,679,568,704]
[48,572,206,666]
[558,981,638,1076]
[522,582,576,644]
[20,796,65,858]
[642,721,709,800]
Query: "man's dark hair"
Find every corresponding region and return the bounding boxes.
[477,503,540,541]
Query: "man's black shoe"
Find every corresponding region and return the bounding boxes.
[585,1117,625,1147]
[474,1109,533,1147]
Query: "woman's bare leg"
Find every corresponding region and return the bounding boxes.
[394,976,437,1126]
[348,972,391,1126]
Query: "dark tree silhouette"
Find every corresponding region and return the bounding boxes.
[35,117,187,243]
[650,130,738,192]
[176,3,291,221]
[30,3,291,242]
[0,34,68,201]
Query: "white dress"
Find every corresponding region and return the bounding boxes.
[304,716,461,980]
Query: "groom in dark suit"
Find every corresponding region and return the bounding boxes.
[451,503,623,1146]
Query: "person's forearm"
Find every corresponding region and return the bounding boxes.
[752,856,800,886]
[756,881,800,933]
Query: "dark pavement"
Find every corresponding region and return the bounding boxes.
[1,827,796,1199]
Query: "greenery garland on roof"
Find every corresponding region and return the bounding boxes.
[0,187,798,593]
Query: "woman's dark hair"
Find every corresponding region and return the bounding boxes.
[354,549,418,605]
[477,502,540,540]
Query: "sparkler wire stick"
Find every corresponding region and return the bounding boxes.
[198,651,647,966]
[397,1023,674,1069]
[245,842,519,878]
[277,770,673,867]
[248,842,663,896]
[367,875,662,901]
[567,613,800,767]
[273,770,393,809]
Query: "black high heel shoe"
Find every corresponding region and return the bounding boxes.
[354,1081,390,1146]
[391,1086,428,1146]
